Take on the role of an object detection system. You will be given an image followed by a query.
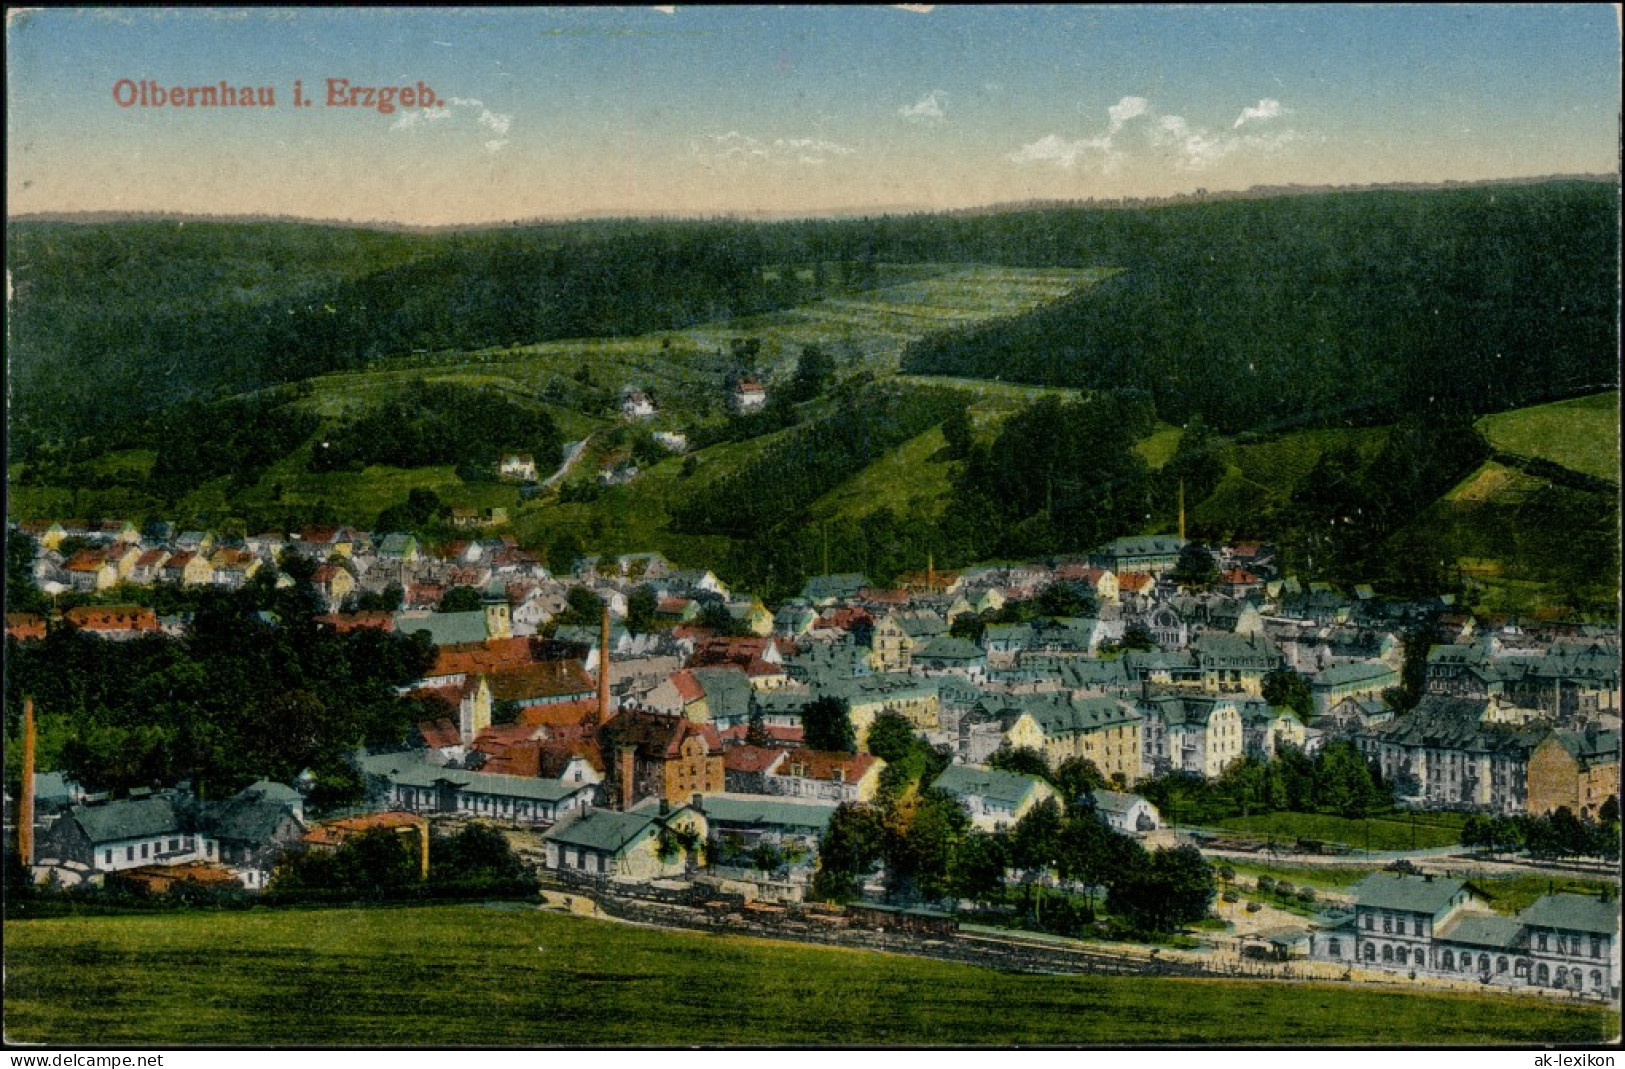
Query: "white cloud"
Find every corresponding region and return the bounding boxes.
[1106,95,1150,133]
[390,105,451,131]
[1233,98,1286,128]
[898,90,947,125]
[1008,134,1108,169]
[1014,95,1300,172]
[392,96,512,152]
[477,108,512,136]
[1153,112,1300,170]
[696,131,855,166]
[1009,95,1148,171]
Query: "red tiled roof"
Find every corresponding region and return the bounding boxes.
[417,718,463,749]
[6,613,47,641]
[857,587,911,606]
[1116,572,1155,593]
[669,668,706,703]
[63,549,108,572]
[722,745,787,775]
[318,611,395,633]
[717,723,804,747]
[657,597,692,614]
[64,605,159,632]
[299,526,346,544]
[471,722,546,753]
[517,699,600,736]
[537,739,605,777]
[819,607,874,631]
[776,748,877,784]
[429,636,538,680]
[135,548,169,568]
[408,684,465,709]
[488,660,596,702]
[1222,568,1260,585]
[303,811,425,848]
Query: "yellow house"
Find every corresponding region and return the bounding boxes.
[1527,729,1620,819]
[933,764,1057,831]
[995,695,1143,787]
[181,553,216,586]
[1193,632,1282,696]
[840,674,942,741]
[313,564,356,605]
[107,544,143,580]
[867,612,916,672]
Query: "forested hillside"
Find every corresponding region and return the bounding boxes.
[899,182,1618,432]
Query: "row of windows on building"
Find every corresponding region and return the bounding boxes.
[1331,939,1608,990]
[104,837,199,865]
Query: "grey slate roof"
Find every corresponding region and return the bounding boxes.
[915,636,985,665]
[696,794,838,832]
[1547,729,1620,767]
[544,807,663,853]
[690,666,755,723]
[199,791,300,846]
[1092,789,1151,816]
[1192,631,1282,670]
[933,764,1047,809]
[393,610,489,647]
[992,693,1140,735]
[1437,912,1525,949]
[362,752,586,803]
[1518,894,1620,935]
[799,574,870,602]
[1312,661,1401,689]
[1350,872,1469,915]
[67,797,186,845]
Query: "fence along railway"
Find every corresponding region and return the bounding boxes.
[539,871,1224,980]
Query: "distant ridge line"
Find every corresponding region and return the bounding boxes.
[8,173,1617,233]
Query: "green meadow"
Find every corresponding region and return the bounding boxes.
[1477,391,1619,483]
[3,905,1613,1046]
[1208,810,1471,852]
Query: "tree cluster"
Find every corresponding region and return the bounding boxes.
[1461,802,1620,862]
[3,580,435,805]
[812,722,1214,935]
[308,380,562,475]
[1137,742,1392,824]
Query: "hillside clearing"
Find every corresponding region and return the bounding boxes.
[1477,391,1619,484]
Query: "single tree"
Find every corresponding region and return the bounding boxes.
[802,696,857,754]
[865,710,919,764]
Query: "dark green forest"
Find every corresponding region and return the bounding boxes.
[10,181,1617,461]
[900,182,1618,432]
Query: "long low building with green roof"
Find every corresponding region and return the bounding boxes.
[1309,873,1619,999]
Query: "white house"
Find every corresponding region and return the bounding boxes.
[1092,790,1162,835]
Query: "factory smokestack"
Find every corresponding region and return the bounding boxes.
[19,696,36,867]
[597,604,613,725]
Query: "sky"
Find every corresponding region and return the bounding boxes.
[5,5,1620,225]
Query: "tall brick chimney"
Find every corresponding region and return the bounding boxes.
[617,743,637,812]
[597,604,613,725]
[19,696,36,867]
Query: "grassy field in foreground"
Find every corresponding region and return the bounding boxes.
[1477,391,1619,483]
[1209,811,1468,852]
[4,905,1613,1046]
